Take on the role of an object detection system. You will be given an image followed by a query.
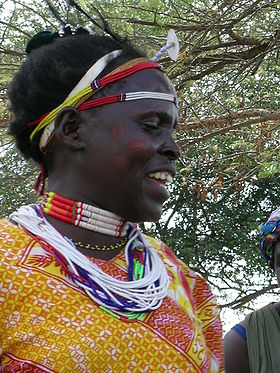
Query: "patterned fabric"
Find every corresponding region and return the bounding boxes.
[0,218,224,372]
[259,206,280,262]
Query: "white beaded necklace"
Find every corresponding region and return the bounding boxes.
[10,205,170,316]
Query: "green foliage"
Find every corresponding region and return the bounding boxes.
[142,142,280,308]
[0,130,38,217]
[258,161,280,179]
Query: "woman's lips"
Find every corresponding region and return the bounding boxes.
[148,171,173,184]
[146,171,173,198]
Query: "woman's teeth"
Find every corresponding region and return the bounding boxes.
[148,172,173,183]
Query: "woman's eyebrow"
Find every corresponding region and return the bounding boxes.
[133,110,177,124]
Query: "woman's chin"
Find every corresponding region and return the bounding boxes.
[130,205,163,224]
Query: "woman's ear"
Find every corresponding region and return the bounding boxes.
[54,107,85,150]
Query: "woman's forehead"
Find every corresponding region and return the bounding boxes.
[109,68,176,95]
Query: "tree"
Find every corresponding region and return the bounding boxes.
[1,0,280,313]
[0,129,37,217]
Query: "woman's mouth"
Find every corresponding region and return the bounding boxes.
[148,171,173,186]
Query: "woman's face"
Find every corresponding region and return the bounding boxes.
[77,68,180,222]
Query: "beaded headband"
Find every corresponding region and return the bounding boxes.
[26,27,179,194]
[259,206,280,263]
[29,54,177,151]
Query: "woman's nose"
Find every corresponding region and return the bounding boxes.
[158,130,181,161]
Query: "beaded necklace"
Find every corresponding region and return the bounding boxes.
[42,192,128,238]
[10,205,170,321]
[70,236,128,251]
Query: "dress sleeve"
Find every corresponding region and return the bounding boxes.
[231,323,247,342]
[191,272,224,372]
[158,241,224,372]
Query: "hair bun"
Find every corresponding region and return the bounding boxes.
[25,26,90,55]
[25,31,58,55]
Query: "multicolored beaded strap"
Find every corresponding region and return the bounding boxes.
[10,205,170,321]
[29,59,162,149]
[42,227,148,321]
[77,91,176,112]
[28,53,177,152]
[42,192,128,238]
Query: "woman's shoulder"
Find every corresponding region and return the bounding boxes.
[145,234,195,273]
[0,218,31,256]
[224,303,280,373]
[0,217,26,234]
[224,319,250,373]
[144,234,213,294]
[0,217,22,239]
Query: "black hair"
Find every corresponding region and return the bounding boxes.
[7,32,145,167]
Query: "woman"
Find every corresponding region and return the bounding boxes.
[0,25,223,372]
[224,207,280,373]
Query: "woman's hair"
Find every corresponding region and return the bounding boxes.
[8,31,145,165]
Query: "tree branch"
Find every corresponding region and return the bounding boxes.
[183,112,280,145]
[0,20,31,37]
[182,109,280,129]
[219,283,279,309]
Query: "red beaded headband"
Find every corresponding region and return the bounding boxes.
[30,54,177,195]
[29,60,162,150]
[29,60,177,152]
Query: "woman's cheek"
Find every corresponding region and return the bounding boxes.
[127,139,147,150]
[114,154,127,169]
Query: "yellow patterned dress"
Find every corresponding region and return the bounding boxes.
[0,218,224,372]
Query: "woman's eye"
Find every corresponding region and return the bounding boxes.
[142,122,160,132]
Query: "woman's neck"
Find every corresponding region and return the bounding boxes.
[42,210,128,260]
[39,190,130,260]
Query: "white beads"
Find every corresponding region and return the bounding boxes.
[10,205,170,313]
